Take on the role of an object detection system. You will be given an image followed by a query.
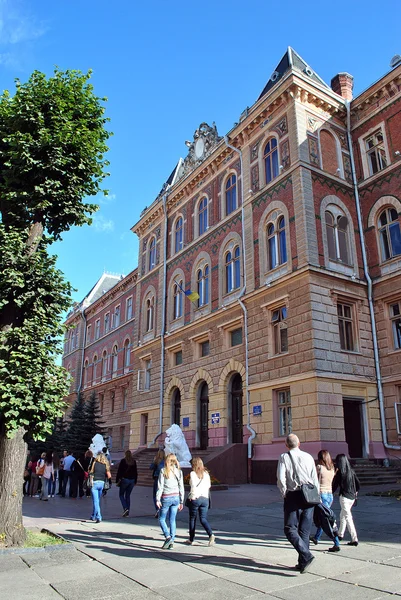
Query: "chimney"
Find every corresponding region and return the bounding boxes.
[331,72,354,101]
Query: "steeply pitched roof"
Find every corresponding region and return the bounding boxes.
[258,46,331,100]
[84,273,122,305]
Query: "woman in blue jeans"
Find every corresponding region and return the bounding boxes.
[90,453,112,523]
[116,450,138,517]
[156,454,184,549]
[311,449,340,552]
[185,457,215,546]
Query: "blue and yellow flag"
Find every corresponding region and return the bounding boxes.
[185,289,200,302]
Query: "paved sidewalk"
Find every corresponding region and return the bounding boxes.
[2,484,401,599]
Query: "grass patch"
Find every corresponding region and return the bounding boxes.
[24,529,66,548]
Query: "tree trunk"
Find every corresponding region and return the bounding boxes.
[0,425,27,547]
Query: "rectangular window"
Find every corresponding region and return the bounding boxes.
[337,302,356,351]
[122,387,128,411]
[365,130,387,176]
[95,319,100,340]
[396,391,401,434]
[126,297,133,321]
[86,325,91,343]
[113,306,120,328]
[140,413,148,445]
[110,391,115,413]
[231,328,243,347]
[201,340,210,357]
[175,350,183,365]
[390,302,401,349]
[145,359,151,390]
[104,313,110,333]
[272,306,288,355]
[120,426,126,450]
[99,393,104,415]
[277,389,292,436]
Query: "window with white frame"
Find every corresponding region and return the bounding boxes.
[122,387,128,411]
[86,325,91,343]
[124,339,131,371]
[146,296,154,332]
[337,302,356,351]
[225,246,241,293]
[148,237,156,270]
[95,319,100,340]
[101,350,108,381]
[390,302,401,350]
[264,138,279,184]
[378,207,401,261]
[145,359,151,390]
[126,297,133,321]
[272,306,288,355]
[174,217,183,253]
[277,389,292,436]
[84,359,89,387]
[104,313,110,334]
[172,280,183,320]
[325,209,350,264]
[112,306,120,329]
[395,390,401,434]
[225,175,237,215]
[198,197,208,235]
[197,264,209,307]
[111,345,118,377]
[110,390,115,413]
[93,355,98,383]
[267,214,287,270]
[365,130,387,176]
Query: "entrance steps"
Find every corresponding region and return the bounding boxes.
[351,458,401,486]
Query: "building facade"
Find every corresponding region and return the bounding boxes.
[63,48,401,475]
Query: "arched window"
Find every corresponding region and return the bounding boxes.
[378,207,401,261]
[225,246,241,293]
[225,175,237,215]
[267,215,287,270]
[173,280,183,320]
[264,138,279,184]
[198,197,208,235]
[146,296,154,331]
[93,355,98,383]
[197,265,209,307]
[101,350,107,381]
[148,237,156,270]
[174,217,183,253]
[124,340,130,371]
[111,345,118,377]
[325,211,350,263]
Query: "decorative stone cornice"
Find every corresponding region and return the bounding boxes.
[351,65,401,125]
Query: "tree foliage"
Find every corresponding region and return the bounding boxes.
[64,391,106,456]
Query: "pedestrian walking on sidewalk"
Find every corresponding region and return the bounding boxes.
[185,457,215,546]
[40,451,54,500]
[51,452,60,497]
[277,433,319,574]
[310,450,340,552]
[36,452,47,500]
[89,452,112,523]
[28,456,39,497]
[150,449,165,516]
[116,450,138,517]
[156,453,184,549]
[333,454,360,546]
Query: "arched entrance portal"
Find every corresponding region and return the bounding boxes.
[199,382,209,450]
[230,373,243,443]
[172,388,181,427]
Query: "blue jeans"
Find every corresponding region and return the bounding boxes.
[188,497,213,541]
[284,490,314,567]
[119,478,136,512]
[159,496,180,541]
[314,492,335,542]
[91,480,105,521]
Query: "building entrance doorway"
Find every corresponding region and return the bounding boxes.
[343,397,365,458]
[172,388,181,427]
[199,382,209,450]
[230,374,243,443]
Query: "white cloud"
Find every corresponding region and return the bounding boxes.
[0,0,48,69]
[92,215,115,232]
[98,192,117,206]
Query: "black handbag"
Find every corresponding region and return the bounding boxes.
[288,452,320,505]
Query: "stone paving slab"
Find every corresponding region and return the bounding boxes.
[271,578,393,599]
[51,574,149,600]
[335,563,401,595]
[154,578,267,599]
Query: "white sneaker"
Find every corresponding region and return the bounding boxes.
[208,534,216,546]
[51,495,55,498]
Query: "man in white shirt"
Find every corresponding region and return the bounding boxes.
[277,433,319,574]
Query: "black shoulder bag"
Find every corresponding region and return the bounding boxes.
[288,451,320,506]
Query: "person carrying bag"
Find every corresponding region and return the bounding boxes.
[184,457,215,546]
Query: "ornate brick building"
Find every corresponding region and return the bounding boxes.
[63,48,401,478]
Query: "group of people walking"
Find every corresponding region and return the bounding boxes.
[277,433,360,573]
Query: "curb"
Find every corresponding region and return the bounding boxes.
[0,528,73,556]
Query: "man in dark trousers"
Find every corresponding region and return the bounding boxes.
[277,433,319,573]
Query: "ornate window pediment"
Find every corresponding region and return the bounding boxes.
[180,122,222,178]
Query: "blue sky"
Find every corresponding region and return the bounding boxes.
[1,0,400,302]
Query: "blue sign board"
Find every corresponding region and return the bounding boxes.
[253,405,262,416]
[211,412,220,424]
[182,417,190,427]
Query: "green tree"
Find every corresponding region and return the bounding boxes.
[0,68,110,546]
[64,392,89,457]
[85,391,106,441]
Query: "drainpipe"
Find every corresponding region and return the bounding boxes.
[149,192,168,447]
[346,101,401,451]
[76,307,87,397]
[224,135,257,473]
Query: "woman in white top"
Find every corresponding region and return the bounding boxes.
[185,457,215,546]
[39,451,54,500]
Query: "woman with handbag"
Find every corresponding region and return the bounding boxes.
[333,454,360,547]
[37,452,47,500]
[116,450,138,517]
[40,450,54,500]
[149,449,165,517]
[185,457,215,546]
[89,452,112,523]
[156,453,184,549]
